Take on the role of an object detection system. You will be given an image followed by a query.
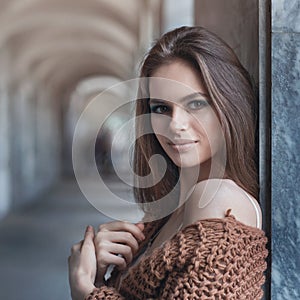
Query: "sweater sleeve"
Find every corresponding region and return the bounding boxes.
[85,286,124,300]
[85,212,268,299]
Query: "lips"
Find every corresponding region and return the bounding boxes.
[167,139,198,152]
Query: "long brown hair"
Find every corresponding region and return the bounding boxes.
[133,26,259,215]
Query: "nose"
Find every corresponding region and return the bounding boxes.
[169,106,189,132]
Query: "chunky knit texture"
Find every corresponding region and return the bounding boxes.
[85,211,268,300]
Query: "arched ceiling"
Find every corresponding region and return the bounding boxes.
[0,0,158,94]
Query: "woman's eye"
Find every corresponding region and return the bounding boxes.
[150,105,169,114]
[188,100,208,110]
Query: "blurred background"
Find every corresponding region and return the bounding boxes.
[0,0,299,299]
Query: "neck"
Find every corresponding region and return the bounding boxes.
[178,158,227,206]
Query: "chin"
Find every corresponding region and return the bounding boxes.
[169,156,203,169]
[168,152,214,169]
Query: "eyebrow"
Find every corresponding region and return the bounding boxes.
[149,92,210,104]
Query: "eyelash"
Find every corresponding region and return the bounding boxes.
[150,105,170,114]
[188,100,208,110]
[150,100,208,114]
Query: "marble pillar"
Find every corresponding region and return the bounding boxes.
[271,0,300,298]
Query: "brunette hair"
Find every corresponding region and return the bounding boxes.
[133,26,258,214]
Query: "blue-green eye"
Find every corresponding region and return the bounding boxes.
[188,100,208,110]
[150,105,170,114]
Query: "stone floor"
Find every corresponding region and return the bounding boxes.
[0,178,123,299]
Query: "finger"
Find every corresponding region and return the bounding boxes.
[111,232,139,253]
[135,222,145,232]
[98,221,145,241]
[83,225,95,243]
[96,231,140,253]
[97,252,127,271]
[85,225,95,237]
[81,225,95,251]
[105,243,133,265]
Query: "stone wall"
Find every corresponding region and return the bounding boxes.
[271,0,300,298]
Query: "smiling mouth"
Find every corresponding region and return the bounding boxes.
[167,140,198,152]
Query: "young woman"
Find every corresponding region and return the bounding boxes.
[68,26,268,299]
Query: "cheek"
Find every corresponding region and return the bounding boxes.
[151,115,167,137]
[193,113,223,149]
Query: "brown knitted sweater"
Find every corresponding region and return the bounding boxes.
[85,211,268,299]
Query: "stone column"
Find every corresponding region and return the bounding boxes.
[271,0,300,298]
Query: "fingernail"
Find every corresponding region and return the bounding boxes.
[86,225,92,232]
[136,222,145,230]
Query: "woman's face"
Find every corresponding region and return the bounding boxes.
[149,59,225,169]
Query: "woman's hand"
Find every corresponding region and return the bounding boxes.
[94,221,145,284]
[68,225,97,300]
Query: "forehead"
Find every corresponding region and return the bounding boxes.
[148,60,208,102]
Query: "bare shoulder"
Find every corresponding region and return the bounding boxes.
[183,179,262,229]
